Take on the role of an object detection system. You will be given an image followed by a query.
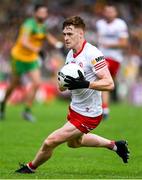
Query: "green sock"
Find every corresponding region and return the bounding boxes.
[24,107,31,112]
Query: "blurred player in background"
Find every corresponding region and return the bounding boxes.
[15,16,129,174]
[0,4,63,121]
[96,5,129,119]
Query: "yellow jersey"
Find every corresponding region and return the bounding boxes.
[11,18,47,62]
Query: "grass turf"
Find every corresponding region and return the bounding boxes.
[0,99,142,179]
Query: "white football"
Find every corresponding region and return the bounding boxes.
[58,63,84,87]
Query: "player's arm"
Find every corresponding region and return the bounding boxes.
[64,67,114,91]
[21,32,41,53]
[89,67,114,91]
[64,51,114,91]
[46,33,63,49]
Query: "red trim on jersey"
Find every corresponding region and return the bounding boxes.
[95,60,107,71]
[73,40,87,58]
[67,107,102,134]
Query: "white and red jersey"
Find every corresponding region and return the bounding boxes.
[65,41,107,117]
[96,18,129,63]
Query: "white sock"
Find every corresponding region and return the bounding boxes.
[112,144,117,151]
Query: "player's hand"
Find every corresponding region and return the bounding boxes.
[64,70,90,90]
[55,41,64,49]
[58,81,67,92]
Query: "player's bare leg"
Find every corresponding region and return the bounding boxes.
[32,122,82,167]
[16,119,129,173]
[67,133,129,163]
[81,134,130,163]
[22,69,41,122]
[68,133,113,148]
[0,75,20,119]
[15,122,83,173]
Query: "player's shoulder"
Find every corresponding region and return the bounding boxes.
[23,17,36,27]
[114,18,127,27]
[85,43,105,67]
[85,42,104,58]
[96,19,106,26]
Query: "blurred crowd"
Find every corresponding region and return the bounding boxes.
[0,0,142,105]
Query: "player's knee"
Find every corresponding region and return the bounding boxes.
[33,82,40,90]
[44,135,62,147]
[43,138,57,147]
[67,141,76,148]
[67,140,80,148]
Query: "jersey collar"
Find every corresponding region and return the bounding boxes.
[73,40,87,58]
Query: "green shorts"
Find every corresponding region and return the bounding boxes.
[11,56,40,76]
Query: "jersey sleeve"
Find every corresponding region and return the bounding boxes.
[88,46,107,74]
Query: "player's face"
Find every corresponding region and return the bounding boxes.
[35,7,48,22]
[63,25,83,49]
[103,6,117,21]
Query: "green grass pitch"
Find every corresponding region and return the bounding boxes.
[0,99,142,179]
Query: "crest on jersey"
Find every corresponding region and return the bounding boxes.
[79,62,83,68]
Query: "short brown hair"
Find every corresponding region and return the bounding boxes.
[62,16,86,30]
[34,4,47,12]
